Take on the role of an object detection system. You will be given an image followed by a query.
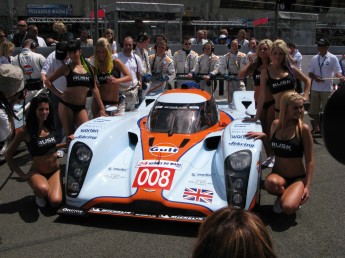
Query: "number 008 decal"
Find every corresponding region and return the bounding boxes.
[132,167,175,190]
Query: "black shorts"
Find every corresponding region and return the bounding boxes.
[59,99,86,113]
[271,173,305,186]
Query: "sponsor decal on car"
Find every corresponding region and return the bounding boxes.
[183,187,214,204]
[159,214,205,221]
[90,208,133,215]
[149,143,179,157]
[229,141,255,148]
[132,167,176,190]
[191,172,211,177]
[136,160,182,170]
[59,207,85,216]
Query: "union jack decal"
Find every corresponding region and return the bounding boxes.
[183,187,213,204]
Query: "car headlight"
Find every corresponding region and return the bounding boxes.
[66,142,92,197]
[225,150,252,208]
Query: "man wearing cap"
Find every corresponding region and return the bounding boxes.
[308,38,345,135]
[0,64,25,159]
[12,20,29,47]
[41,41,69,143]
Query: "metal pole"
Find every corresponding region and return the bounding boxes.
[274,0,279,39]
[93,0,99,44]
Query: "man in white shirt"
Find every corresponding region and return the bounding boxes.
[28,25,47,47]
[287,42,303,93]
[114,36,143,111]
[191,30,207,45]
[41,41,69,142]
[308,38,345,134]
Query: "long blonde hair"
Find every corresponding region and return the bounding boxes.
[271,39,290,69]
[0,41,15,57]
[277,91,304,140]
[94,37,113,74]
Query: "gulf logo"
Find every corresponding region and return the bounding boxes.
[149,143,179,157]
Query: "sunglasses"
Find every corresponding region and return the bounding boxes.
[184,42,192,45]
[0,35,5,38]
[17,24,27,27]
[106,32,112,35]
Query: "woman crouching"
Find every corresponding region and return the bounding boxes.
[246,92,314,214]
[5,94,74,208]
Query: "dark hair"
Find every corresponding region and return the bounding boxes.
[192,207,277,258]
[67,40,81,52]
[155,34,167,43]
[182,35,191,43]
[136,32,150,43]
[287,42,296,49]
[26,93,55,136]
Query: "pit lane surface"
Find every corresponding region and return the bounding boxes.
[0,117,344,258]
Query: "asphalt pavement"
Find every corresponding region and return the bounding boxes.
[0,115,344,258]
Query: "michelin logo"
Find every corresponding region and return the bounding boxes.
[229,142,254,148]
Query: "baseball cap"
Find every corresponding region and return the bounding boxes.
[317,38,330,47]
[56,41,68,60]
[219,34,227,39]
[0,64,24,98]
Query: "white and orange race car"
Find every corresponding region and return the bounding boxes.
[59,89,263,222]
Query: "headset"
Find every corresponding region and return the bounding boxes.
[22,38,38,49]
[136,32,150,43]
[30,40,38,49]
[203,40,215,53]
[228,41,241,50]
[120,36,136,50]
[154,41,169,51]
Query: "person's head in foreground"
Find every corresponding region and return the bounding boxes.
[192,206,277,258]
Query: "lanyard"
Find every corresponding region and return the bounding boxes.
[318,55,327,76]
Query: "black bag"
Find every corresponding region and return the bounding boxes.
[25,79,44,91]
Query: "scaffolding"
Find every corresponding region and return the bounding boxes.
[26,17,106,23]
[101,2,184,44]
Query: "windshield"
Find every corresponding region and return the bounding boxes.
[147,100,218,134]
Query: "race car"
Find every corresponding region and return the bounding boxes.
[59,89,263,222]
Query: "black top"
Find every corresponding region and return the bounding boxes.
[27,131,57,157]
[266,69,295,94]
[271,131,304,158]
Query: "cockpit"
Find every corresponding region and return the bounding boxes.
[147,98,219,135]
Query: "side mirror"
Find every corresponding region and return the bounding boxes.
[322,87,345,165]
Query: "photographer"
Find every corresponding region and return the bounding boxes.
[0,64,26,160]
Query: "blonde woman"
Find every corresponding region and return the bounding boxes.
[0,40,15,64]
[47,22,73,45]
[90,37,132,116]
[249,39,311,121]
[246,92,314,215]
[239,39,275,166]
[104,29,117,54]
